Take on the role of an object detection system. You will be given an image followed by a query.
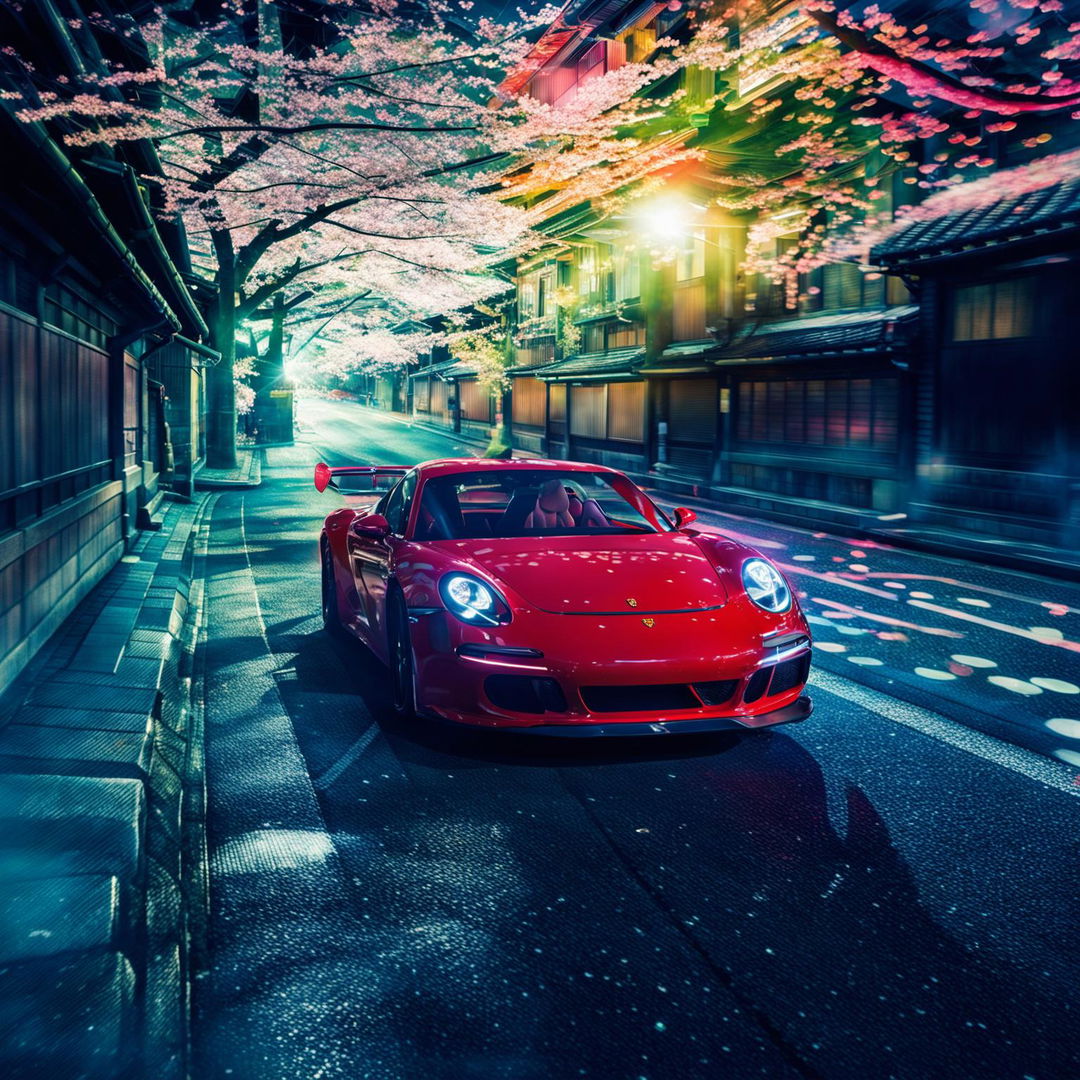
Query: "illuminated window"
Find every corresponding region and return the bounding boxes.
[676,231,705,282]
[519,281,535,319]
[607,382,645,442]
[951,278,1035,341]
[683,65,715,106]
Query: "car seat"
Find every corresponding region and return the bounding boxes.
[416,486,465,540]
[523,478,575,529]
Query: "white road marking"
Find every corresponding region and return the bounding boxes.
[314,724,381,790]
[240,496,273,653]
[906,598,1080,653]
[808,669,1080,797]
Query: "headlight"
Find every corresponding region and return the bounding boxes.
[742,558,791,613]
[439,573,511,626]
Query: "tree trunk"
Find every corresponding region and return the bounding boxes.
[206,266,238,470]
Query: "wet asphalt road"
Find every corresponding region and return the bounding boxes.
[193,396,1080,1080]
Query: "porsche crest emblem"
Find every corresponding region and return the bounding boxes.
[642,618,655,628]
[626,597,638,608]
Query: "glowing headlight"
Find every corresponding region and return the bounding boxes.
[439,573,510,625]
[742,558,791,613]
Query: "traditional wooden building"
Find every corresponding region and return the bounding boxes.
[872,174,1080,547]
[0,4,212,688]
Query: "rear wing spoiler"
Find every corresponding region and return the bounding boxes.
[314,462,408,495]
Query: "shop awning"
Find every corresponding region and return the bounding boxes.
[534,346,645,382]
[408,358,476,381]
[709,306,918,365]
[640,338,715,376]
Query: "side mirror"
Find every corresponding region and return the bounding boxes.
[350,513,390,538]
[314,462,332,492]
[673,507,697,529]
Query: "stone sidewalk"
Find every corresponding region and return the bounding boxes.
[0,492,217,1078]
[194,447,262,490]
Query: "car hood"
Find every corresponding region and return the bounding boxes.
[458,534,729,615]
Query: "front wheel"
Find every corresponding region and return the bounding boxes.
[388,591,417,717]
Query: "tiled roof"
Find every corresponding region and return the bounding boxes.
[710,306,918,364]
[534,346,645,380]
[640,338,715,376]
[872,176,1080,263]
[408,358,476,380]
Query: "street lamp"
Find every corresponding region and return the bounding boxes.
[633,197,706,245]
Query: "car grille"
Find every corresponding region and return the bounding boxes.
[691,679,739,706]
[554,656,809,717]
[743,668,772,704]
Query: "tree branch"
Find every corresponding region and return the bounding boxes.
[158,120,478,140]
[235,198,363,284]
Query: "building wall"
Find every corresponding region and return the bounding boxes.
[910,254,1079,542]
[563,380,647,474]
[0,297,125,690]
[728,364,904,512]
[145,340,206,498]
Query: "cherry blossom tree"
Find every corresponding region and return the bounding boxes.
[691,0,1080,287]
[8,0,1080,460]
[494,0,1080,299]
[9,0,549,465]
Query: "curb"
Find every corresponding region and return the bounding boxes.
[193,449,262,490]
[0,493,212,1078]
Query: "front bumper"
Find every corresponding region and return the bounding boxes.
[462,694,813,737]
[410,603,812,733]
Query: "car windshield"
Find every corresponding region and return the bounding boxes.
[412,470,672,541]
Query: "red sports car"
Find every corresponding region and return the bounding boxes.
[316,457,812,736]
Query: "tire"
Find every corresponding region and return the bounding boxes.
[321,541,346,636]
[388,590,417,717]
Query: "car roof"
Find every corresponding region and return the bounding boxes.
[413,458,623,479]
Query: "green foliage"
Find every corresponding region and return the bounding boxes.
[449,328,509,398]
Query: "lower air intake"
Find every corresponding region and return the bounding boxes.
[485,675,567,715]
[769,653,811,696]
[692,679,739,706]
[742,668,772,704]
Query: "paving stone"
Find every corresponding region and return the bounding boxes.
[136,608,173,630]
[0,952,135,1078]
[46,671,152,689]
[0,774,145,880]
[122,636,170,659]
[0,725,153,780]
[114,656,165,684]
[28,683,160,715]
[11,706,152,734]
[0,875,121,961]
[140,597,176,610]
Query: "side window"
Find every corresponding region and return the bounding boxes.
[383,471,416,535]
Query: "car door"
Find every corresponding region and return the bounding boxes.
[355,471,416,640]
